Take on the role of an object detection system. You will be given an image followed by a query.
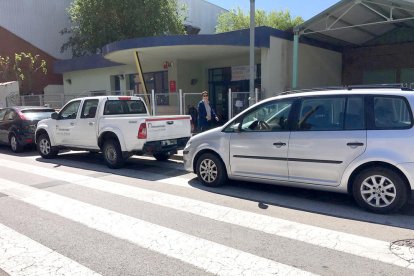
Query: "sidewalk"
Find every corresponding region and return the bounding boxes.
[171,150,184,161]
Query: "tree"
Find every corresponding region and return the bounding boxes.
[216,8,304,33]
[0,55,12,81]
[14,52,47,93]
[0,53,47,93]
[62,0,186,56]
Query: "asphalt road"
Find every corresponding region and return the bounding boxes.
[0,146,413,275]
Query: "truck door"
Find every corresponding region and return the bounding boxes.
[55,100,81,145]
[70,99,99,148]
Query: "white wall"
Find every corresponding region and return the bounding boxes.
[297,43,342,89]
[180,0,227,34]
[0,0,72,59]
[0,81,19,108]
[262,36,342,96]
[261,37,292,98]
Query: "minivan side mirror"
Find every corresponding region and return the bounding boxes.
[51,112,59,120]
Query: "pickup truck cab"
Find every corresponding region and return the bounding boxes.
[35,96,191,168]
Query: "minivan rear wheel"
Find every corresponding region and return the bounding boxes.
[352,167,407,214]
[196,153,227,187]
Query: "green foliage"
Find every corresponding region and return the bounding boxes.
[0,55,12,80]
[216,8,304,33]
[62,0,186,56]
[0,53,47,92]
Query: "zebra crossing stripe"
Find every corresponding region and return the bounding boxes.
[0,158,412,270]
[0,178,315,276]
[0,223,100,276]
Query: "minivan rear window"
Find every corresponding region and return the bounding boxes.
[373,96,413,129]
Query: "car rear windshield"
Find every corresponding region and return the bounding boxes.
[103,100,147,115]
[21,109,55,120]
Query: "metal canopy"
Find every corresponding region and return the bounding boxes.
[295,0,414,47]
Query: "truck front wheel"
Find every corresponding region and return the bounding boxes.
[103,139,125,169]
[37,134,58,159]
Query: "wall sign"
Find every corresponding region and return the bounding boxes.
[169,80,176,92]
[231,65,257,81]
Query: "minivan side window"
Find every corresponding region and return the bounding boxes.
[235,99,294,132]
[297,97,346,131]
[373,96,413,129]
[345,96,365,130]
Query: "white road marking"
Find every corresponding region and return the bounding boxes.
[0,223,100,276]
[0,178,314,276]
[0,158,413,270]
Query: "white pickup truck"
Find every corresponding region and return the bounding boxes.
[35,96,191,168]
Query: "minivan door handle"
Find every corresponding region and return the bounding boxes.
[273,142,287,148]
[347,142,364,147]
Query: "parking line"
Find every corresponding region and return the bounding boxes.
[0,178,315,276]
[0,223,100,276]
[0,158,413,270]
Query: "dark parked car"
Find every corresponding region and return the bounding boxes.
[0,106,55,152]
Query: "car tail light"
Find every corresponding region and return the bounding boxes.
[138,123,147,139]
[118,96,131,100]
[17,111,27,120]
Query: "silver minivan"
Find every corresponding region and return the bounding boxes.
[183,88,414,213]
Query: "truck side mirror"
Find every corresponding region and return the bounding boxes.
[51,112,59,120]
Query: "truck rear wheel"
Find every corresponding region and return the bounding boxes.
[153,152,171,161]
[103,139,125,169]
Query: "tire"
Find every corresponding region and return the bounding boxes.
[9,134,23,153]
[153,152,171,161]
[352,167,408,214]
[37,134,58,159]
[102,139,125,169]
[196,153,227,187]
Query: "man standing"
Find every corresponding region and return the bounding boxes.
[197,91,219,132]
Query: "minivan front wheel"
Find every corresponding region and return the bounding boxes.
[353,167,407,214]
[196,153,227,187]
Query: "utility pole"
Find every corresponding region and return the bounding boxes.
[249,0,255,105]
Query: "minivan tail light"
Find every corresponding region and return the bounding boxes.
[138,123,147,139]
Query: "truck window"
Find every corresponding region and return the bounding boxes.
[81,99,99,119]
[59,100,81,120]
[104,100,146,115]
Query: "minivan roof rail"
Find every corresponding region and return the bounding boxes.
[279,84,413,95]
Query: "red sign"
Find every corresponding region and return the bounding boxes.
[169,80,176,92]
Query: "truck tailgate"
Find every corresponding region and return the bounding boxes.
[145,115,191,142]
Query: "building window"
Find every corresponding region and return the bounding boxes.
[128,71,169,105]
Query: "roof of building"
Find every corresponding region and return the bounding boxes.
[295,0,414,47]
[54,27,294,74]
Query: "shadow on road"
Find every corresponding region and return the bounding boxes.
[34,151,190,180]
[188,178,414,230]
[1,146,413,230]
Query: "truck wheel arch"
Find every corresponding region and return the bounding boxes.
[98,132,121,150]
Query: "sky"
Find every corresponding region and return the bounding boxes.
[207,0,341,20]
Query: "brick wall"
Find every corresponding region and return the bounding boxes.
[0,26,63,95]
[342,42,414,85]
